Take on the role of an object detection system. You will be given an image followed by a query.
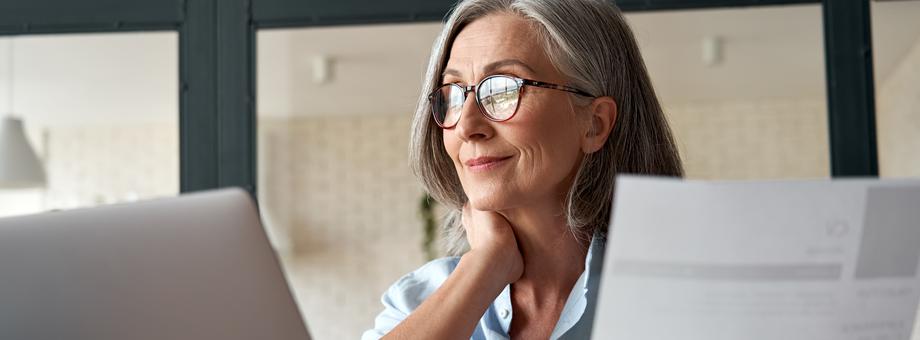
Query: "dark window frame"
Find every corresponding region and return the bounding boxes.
[0,0,877,199]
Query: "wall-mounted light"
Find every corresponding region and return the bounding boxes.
[312,54,334,85]
[702,35,723,67]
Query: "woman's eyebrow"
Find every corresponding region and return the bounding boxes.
[442,68,463,79]
[482,59,536,75]
[441,59,536,79]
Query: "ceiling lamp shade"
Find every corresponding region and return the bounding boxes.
[0,116,46,189]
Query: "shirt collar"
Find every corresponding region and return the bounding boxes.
[494,231,607,338]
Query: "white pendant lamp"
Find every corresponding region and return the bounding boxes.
[0,116,46,188]
[1,38,46,189]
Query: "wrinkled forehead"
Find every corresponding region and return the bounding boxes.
[444,13,556,81]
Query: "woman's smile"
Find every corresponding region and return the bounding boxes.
[464,155,513,172]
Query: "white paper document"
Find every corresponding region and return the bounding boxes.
[593,176,920,340]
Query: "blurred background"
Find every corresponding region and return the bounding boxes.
[1,1,919,339]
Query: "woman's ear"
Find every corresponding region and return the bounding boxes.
[581,96,617,153]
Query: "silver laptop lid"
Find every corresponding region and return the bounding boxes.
[0,188,310,340]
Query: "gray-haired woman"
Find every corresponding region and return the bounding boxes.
[364,0,682,338]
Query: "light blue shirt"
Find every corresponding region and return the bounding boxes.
[362,234,606,340]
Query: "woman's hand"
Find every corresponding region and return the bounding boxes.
[461,204,524,286]
[381,205,525,339]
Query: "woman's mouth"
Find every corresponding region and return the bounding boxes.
[465,156,513,172]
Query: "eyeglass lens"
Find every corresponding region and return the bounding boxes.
[431,76,521,127]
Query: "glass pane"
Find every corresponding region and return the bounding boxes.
[258,6,833,336]
[257,23,442,339]
[0,32,178,217]
[872,1,920,179]
[626,5,829,179]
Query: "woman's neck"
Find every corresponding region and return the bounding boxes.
[498,199,589,299]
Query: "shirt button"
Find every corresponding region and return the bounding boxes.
[500,308,510,319]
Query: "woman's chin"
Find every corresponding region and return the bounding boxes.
[467,194,512,212]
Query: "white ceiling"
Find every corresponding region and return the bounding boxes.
[0,2,918,124]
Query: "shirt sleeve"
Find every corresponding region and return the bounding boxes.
[361,257,460,340]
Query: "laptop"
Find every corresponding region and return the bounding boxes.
[0,188,311,340]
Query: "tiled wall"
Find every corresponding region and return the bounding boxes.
[666,98,831,180]
[1,123,179,217]
[43,123,179,209]
[258,115,431,340]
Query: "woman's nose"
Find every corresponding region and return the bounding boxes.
[453,92,493,142]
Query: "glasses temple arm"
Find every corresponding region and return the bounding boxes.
[521,79,596,98]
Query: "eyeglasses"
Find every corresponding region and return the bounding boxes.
[428,74,595,129]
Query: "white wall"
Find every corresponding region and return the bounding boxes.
[878,35,920,178]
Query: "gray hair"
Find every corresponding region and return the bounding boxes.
[409,0,684,255]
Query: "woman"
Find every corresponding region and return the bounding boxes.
[364,0,682,338]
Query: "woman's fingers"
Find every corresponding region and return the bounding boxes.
[461,204,510,250]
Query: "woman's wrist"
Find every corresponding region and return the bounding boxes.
[460,248,518,289]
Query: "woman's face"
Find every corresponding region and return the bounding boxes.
[442,13,587,212]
